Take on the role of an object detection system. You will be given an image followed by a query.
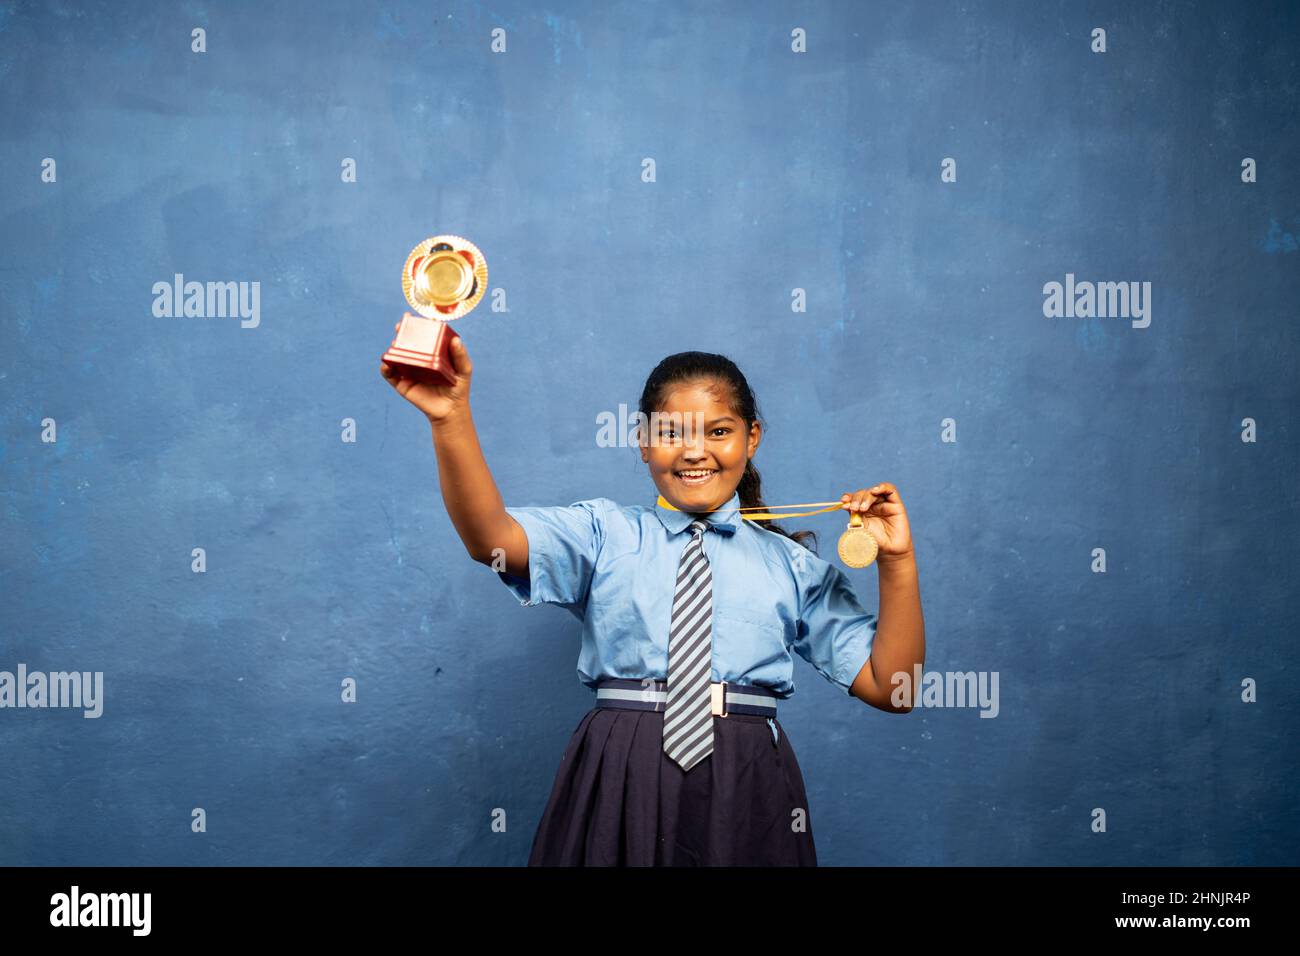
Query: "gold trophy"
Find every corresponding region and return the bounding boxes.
[381,235,488,386]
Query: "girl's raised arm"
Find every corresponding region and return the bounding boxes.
[380,332,529,579]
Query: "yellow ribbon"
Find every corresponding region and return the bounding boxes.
[656,495,846,522]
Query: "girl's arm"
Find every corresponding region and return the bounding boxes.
[380,333,529,578]
[850,551,925,712]
[839,484,925,712]
[428,410,528,575]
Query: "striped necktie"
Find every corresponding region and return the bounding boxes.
[663,517,714,772]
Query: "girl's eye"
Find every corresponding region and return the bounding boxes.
[656,426,728,439]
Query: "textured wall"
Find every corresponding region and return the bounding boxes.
[1,0,1296,866]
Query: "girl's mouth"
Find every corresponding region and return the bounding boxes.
[675,469,718,487]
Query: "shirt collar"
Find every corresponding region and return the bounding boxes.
[652,489,744,536]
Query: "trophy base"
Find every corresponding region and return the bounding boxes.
[382,312,461,387]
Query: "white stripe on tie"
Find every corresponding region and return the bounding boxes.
[663,518,714,772]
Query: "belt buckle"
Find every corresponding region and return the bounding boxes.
[711,681,729,718]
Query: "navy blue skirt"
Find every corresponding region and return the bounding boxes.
[528,705,818,866]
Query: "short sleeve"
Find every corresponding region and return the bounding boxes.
[495,499,606,616]
[793,553,877,694]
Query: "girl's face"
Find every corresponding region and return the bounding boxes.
[639,382,761,513]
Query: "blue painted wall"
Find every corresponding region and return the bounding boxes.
[1,0,1296,865]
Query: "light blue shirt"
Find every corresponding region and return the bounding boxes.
[495,489,877,698]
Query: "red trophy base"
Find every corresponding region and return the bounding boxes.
[381,312,461,387]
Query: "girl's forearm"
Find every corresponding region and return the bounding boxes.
[871,552,926,710]
[428,409,513,562]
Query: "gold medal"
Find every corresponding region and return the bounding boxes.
[837,512,878,568]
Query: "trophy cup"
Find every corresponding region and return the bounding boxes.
[381,235,488,386]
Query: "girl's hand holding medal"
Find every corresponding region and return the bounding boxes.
[838,483,914,567]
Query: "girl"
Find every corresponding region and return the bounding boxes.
[381,337,925,866]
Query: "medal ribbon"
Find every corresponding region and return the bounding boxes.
[656,496,846,522]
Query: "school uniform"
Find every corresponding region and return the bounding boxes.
[495,489,878,866]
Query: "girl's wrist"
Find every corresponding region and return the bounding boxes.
[877,547,916,568]
[429,406,473,436]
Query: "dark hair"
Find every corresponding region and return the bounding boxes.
[638,351,818,553]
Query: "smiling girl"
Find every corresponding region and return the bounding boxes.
[381,342,925,866]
